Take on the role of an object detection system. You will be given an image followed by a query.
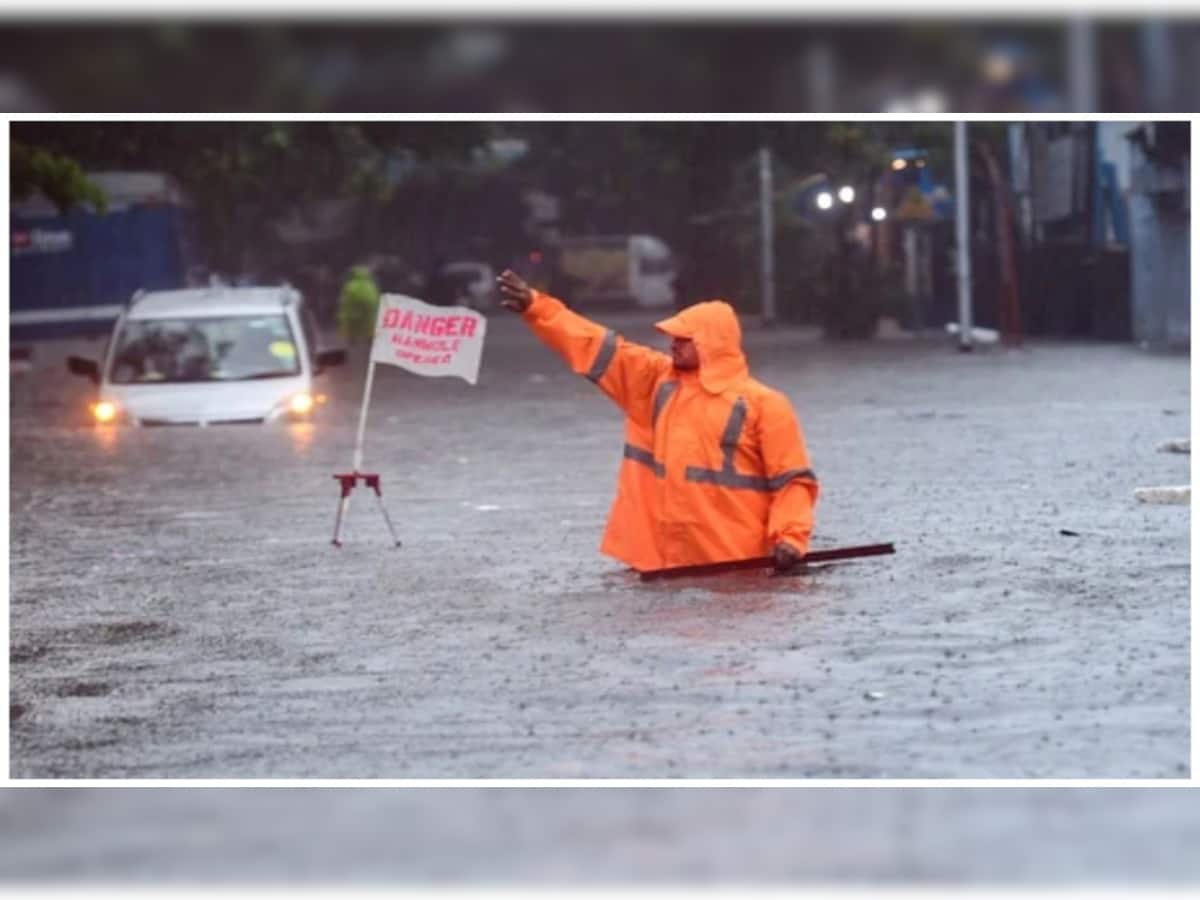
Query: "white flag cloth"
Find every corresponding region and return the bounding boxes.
[370,294,487,385]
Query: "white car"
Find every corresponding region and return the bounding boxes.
[67,285,345,426]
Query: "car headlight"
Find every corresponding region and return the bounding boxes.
[91,400,120,423]
[269,392,316,422]
[289,392,314,415]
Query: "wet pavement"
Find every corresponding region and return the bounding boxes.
[0,787,1198,882]
[8,312,1191,777]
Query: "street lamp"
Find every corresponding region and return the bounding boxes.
[838,185,856,204]
[871,206,887,221]
[816,191,834,210]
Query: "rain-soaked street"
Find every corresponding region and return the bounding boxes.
[8,311,1191,777]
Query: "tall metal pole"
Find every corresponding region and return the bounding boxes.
[759,146,776,326]
[954,121,974,352]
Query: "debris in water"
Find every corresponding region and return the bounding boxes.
[57,681,112,698]
[473,504,501,512]
[1059,529,1081,537]
[1134,485,1190,505]
[864,691,886,701]
[1157,439,1190,454]
[945,322,1000,344]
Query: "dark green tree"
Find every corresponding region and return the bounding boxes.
[11,140,107,213]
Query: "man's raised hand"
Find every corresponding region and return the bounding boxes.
[497,269,533,313]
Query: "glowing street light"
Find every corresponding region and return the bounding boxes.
[815,191,834,210]
[871,206,888,222]
[838,185,856,204]
[891,158,908,171]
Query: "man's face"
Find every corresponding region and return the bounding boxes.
[670,336,699,370]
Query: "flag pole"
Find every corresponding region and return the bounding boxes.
[332,340,381,547]
[335,293,488,548]
[352,356,377,472]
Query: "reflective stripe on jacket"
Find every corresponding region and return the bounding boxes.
[523,290,818,571]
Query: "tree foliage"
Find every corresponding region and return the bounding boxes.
[11,121,489,277]
[11,121,961,325]
[11,140,107,213]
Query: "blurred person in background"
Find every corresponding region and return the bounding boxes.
[337,265,381,344]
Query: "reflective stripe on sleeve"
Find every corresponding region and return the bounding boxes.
[766,467,817,490]
[585,329,619,383]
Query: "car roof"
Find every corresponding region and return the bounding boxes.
[126,287,300,320]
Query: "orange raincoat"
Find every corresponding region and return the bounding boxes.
[523,290,819,571]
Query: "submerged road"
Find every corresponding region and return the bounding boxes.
[9,313,1190,777]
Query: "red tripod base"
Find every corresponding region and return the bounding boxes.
[331,471,402,548]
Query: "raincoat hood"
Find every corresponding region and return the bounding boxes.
[655,300,749,394]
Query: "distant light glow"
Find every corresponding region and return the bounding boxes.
[816,192,834,210]
[871,207,888,222]
[892,159,908,171]
[838,186,856,204]
[93,401,117,423]
[983,52,1016,85]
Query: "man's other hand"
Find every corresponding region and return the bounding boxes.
[772,542,805,573]
[497,269,533,313]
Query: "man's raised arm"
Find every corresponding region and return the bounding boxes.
[497,269,670,428]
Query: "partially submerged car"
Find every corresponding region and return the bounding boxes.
[67,286,345,426]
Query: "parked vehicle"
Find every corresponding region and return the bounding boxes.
[555,234,676,308]
[66,286,345,426]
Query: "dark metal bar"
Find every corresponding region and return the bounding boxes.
[638,542,895,581]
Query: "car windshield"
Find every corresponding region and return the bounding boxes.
[108,315,300,384]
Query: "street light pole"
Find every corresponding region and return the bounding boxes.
[759,146,776,326]
[954,121,974,352]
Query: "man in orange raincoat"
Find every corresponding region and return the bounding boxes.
[498,269,818,574]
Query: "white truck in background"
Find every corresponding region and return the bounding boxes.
[555,234,676,309]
